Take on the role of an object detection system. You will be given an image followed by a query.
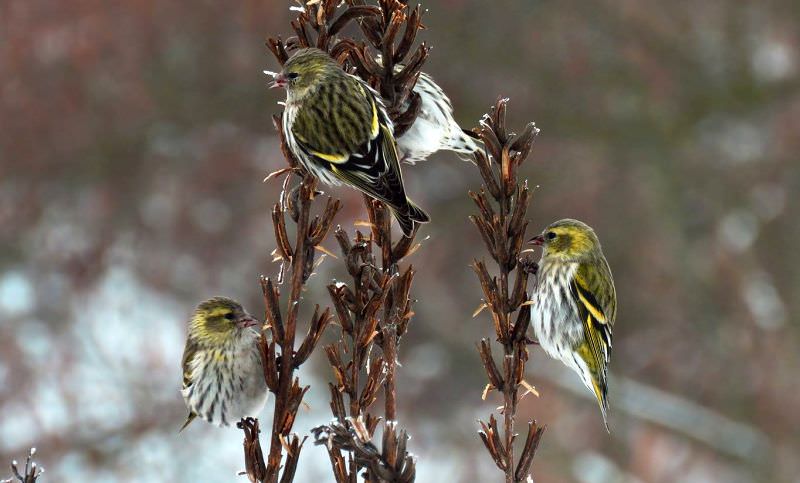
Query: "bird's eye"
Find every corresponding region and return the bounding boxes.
[224,312,235,320]
[287,72,299,80]
[546,231,557,240]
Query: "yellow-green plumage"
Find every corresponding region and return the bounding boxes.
[530,219,616,431]
[291,81,375,158]
[180,297,267,431]
[273,48,429,236]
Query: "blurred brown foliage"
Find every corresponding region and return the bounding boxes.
[1,0,799,482]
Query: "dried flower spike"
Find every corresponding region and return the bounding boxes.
[470,98,546,482]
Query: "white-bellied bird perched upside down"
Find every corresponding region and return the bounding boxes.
[397,71,482,164]
[375,57,482,164]
[180,297,268,431]
[530,219,617,431]
[270,47,429,237]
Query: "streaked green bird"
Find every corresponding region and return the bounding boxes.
[529,219,617,431]
[180,297,268,431]
[270,47,429,237]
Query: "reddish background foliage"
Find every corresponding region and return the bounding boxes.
[1,1,798,482]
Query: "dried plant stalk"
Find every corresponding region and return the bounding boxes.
[3,448,43,483]
[237,102,342,483]
[317,197,420,482]
[470,98,546,482]
[323,225,390,481]
[265,1,427,481]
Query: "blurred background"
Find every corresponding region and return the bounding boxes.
[1,0,798,481]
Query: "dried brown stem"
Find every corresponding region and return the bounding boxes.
[240,28,343,479]
[313,418,415,483]
[263,1,426,480]
[241,167,339,483]
[470,98,546,482]
[239,418,268,483]
[320,227,389,482]
[317,205,420,482]
[3,448,43,483]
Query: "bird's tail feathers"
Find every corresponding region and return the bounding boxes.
[395,213,415,238]
[178,412,197,433]
[593,379,610,433]
[406,199,430,223]
[447,129,483,163]
[393,199,430,237]
[586,368,610,433]
[575,345,610,432]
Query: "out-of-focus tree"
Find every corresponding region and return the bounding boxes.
[1,0,798,481]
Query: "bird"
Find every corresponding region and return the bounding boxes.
[269,47,429,237]
[396,70,483,164]
[373,56,482,164]
[180,297,268,431]
[529,219,617,431]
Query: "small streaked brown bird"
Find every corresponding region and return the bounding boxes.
[529,219,617,431]
[270,47,429,236]
[180,297,268,431]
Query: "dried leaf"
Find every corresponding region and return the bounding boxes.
[315,244,339,259]
[263,167,295,182]
[481,383,493,400]
[473,302,489,318]
[520,379,540,397]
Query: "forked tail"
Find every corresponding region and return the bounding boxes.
[394,199,430,237]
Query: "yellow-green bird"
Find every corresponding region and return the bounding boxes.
[529,219,617,431]
[180,297,268,431]
[270,47,429,237]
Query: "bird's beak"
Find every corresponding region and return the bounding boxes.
[269,73,287,89]
[237,315,261,329]
[529,234,545,246]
